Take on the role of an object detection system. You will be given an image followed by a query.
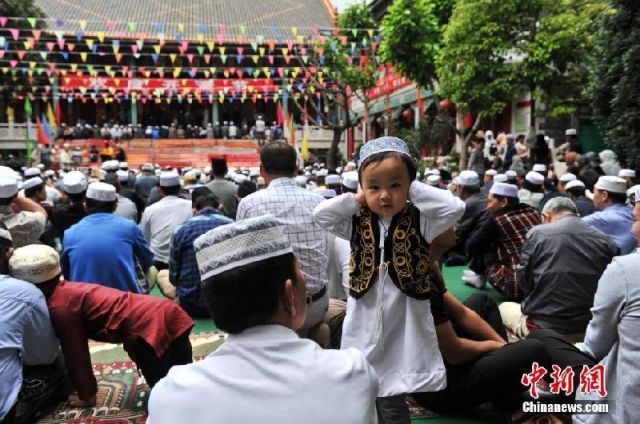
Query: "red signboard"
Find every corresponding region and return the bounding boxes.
[367,71,412,101]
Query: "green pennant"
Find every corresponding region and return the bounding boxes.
[197,46,205,56]
[251,42,258,51]
[128,22,137,33]
[24,96,32,117]
[240,25,246,34]
[27,18,37,28]
[39,52,47,60]
[352,29,358,37]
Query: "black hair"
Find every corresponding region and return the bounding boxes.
[260,141,297,176]
[201,253,298,334]
[566,186,586,198]
[0,195,17,206]
[517,134,526,142]
[523,179,544,193]
[237,180,257,199]
[492,193,519,208]
[85,198,117,214]
[605,191,627,205]
[460,184,480,195]
[67,191,86,203]
[0,221,12,249]
[191,186,214,208]
[194,194,220,211]
[358,151,416,183]
[160,185,180,196]
[24,183,45,199]
[212,158,228,177]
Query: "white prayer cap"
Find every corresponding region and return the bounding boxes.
[116,170,129,182]
[194,215,293,280]
[294,176,308,188]
[424,169,441,176]
[627,184,640,198]
[86,182,117,202]
[559,173,577,183]
[159,171,180,187]
[37,164,45,170]
[457,170,480,186]
[490,182,519,198]
[101,160,119,171]
[532,164,547,173]
[22,176,43,191]
[594,176,627,194]
[141,163,154,171]
[313,188,337,199]
[358,136,412,165]
[565,179,585,190]
[619,169,636,178]
[427,175,441,186]
[342,171,359,190]
[204,166,212,175]
[485,169,498,176]
[154,169,161,177]
[249,168,260,177]
[44,170,55,177]
[119,162,129,169]
[316,169,329,177]
[505,170,518,179]
[0,175,18,198]
[565,128,577,136]
[9,245,61,285]
[494,174,508,183]
[325,174,342,186]
[63,171,88,194]
[98,169,107,180]
[183,170,198,182]
[24,167,40,178]
[234,174,248,184]
[525,171,544,185]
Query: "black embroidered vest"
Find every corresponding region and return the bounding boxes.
[349,203,431,300]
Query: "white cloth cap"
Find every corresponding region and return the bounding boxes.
[525,171,544,185]
[159,171,181,187]
[234,174,248,184]
[194,215,293,281]
[427,175,441,185]
[0,175,18,198]
[494,174,508,183]
[86,182,117,202]
[249,168,260,177]
[565,179,585,190]
[594,176,627,194]
[44,170,55,177]
[627,184,640,198]
[119,162,128,169]
[342,171,359,190]
[457,170,480,186]
[485,169,497,176]
[141,163,154,171]
[505,170,518,179]
[9,245,61,284]
[559,173,577,182]
[316,169,328,177]
[22,176,43,191]
[183,170,198,182]
[565,128,577,136]
[325,175,342,186]
[24,167,40,178]
[63,171,88,194]
[116,170,129,182]
[619,169,636,178]
[313,188,337,199]
[532,164,547,173]
[101,160,120,171]
[294,176,308,187]
[490,182,519,198]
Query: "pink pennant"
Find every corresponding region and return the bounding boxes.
[268,41,275,52]
[204,54,211,64]
[57,39,65,49]
[278,67,284,77]
[107,20,115,31]
[0,17,7,27]
[268,55,275,65]
[9,28,19,40]
[122,66,129,74]
[284,56,291,65]
[236,70,243,78]
[32,29,41,41]
[237,47,244,55]
[67,43,75,51]
[187,54,194,63]
[17,51,25,60]
[45,69,52,77]
[131,45,138,54]
[0,51,4,59]
[46,42,55,51]
[287,41,293,51]
[9,60,17,68]
[115,53,122,62]
[217,34,224,44]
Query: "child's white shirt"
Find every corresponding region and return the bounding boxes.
[314,181,465,396]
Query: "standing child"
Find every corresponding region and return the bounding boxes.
[314,137,465,423]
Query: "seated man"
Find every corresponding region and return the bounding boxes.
[583,176,635,254]
[167,189,233,317]
[9,245,194,408]
[148,216,379,424]
[500,197,618,342]
[565,179,595,217]
[466,183,541,300]
[0,225,69,423]
[518,171,545,210]
[0,173,47,248]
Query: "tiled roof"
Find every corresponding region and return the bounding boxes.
[34,0,335,39]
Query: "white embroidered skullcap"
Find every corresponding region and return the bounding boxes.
[358,136,412,165]
[565,179,585,190]
[313,188,337,199]
[116,170,129,182]
[101,160,120,171]
[626,184,640,198]
[490,182,519,198]
[619,169,636,178]
[86,181,117,202]
[532,164,547,173]
[249,168,260,177]
[494,174,508,183]
[141,163,154,171]
[457,170,480,186]
[294,175,308,188]
[24,167,40,178]
[9,245,61,284]
[325,174,342,186]
[22,176,44,191]
[0,175,18,198]
[525,171,544,185]
[342,171,359,190]
[424,169,441,176]
[565,128,577,136]
[234,174,248,184]
[44,170,55,177]
[119,162,129,169]
[159,171,180,187]
[559,173,577,183]
[505,170,518,179]
[485,169,498,176]
[427,175,441,185]
[63,171,88,194]
[594,176,627,194]
[194,215,293,281]
[316,169,328,177]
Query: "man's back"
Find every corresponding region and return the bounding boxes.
[205,178,238,218]
[135,174,158,203]
[139,196,192,265]
[575,196,595,217]
[583,203,635,254]
[148,325,378,424]
[518,216,618,334]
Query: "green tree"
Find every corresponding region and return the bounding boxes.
[291,3,378,169]
[0,0,45,23]
[591,1,640,168]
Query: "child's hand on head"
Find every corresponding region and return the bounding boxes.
[355,184,367,208]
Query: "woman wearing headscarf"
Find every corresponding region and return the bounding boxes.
[598,149,621,176]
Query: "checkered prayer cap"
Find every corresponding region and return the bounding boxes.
[194,215,293,281]
[358,136,413,166]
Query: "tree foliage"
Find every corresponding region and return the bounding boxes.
[437,0,610,120]
[591,1,640,168]
[0,0,45,26]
